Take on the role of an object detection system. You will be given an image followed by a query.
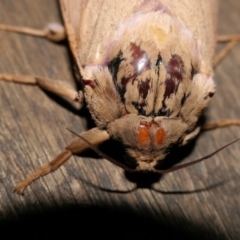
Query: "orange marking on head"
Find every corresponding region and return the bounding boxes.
[155,128,165,145]
[138,125,150,144]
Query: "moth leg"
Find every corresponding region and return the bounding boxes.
[0,23,66,42]
[0,73,83,103]
[214,34,240,68]
[202,119,240,130]
[208,35,240,130]
[14,128,110,194]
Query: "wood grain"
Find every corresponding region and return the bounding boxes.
[0,0,240,239]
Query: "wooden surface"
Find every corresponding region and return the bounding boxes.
[0,1,240,239]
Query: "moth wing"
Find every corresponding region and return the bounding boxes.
[59,0,88,71]
[160,0,218,73]
[60,0,140,69]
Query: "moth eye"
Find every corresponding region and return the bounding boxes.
[138,124,150,144]
[155,127,165,145]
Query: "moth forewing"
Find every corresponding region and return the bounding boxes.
[61,0,218,170]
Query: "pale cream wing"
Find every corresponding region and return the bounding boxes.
[59,0,88,71]
[161,0,219,74]
[60,0,218,75]
[60,0,141,68]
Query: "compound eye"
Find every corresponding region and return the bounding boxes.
[155,127,165,145]
[138,124,150,144]
[138,121,165,145]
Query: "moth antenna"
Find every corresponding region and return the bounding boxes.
[98,186,137,194]
[67,128,139,172]
[153,138,240,174]
[74,173,138,193]
[150,179,228,194]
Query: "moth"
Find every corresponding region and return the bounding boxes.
[0,0,240,194]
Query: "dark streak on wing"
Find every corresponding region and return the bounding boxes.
[164,54,185,99]
[138,78,151,100]
[130,42,151,75]
[155,53,162,77]
[108,43,152,105]
[158,54,185,116]
[108,52,124,82]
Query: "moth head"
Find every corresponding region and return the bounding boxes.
[107,114,188,170]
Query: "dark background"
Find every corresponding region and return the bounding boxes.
[0,0,240,239]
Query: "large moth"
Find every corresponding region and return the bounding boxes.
[0,0,240,194]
